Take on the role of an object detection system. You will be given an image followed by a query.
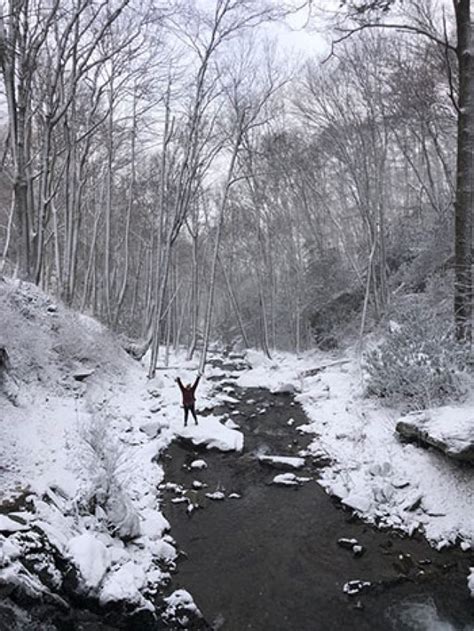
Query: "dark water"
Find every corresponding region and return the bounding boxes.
[162,378,474,631]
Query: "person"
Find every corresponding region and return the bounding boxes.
[175,373,201,427]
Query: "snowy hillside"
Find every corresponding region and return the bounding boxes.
[0,278,241,625]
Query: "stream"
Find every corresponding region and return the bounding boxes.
[161,358,474,631]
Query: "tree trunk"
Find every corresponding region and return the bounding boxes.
[453,0,473,342]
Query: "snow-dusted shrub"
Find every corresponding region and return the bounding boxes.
[76,412,140,540]
[363,307,468,409]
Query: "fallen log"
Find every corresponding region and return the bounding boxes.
[300,358,351,378]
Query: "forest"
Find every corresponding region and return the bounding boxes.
[0,0,467,371]
[1,1,474,630]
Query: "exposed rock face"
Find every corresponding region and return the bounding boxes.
[396,410,474,464]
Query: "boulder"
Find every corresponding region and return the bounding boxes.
[271,382,297,395]
[396,409,474,464]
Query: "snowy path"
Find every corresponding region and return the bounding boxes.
[160,363,474,631]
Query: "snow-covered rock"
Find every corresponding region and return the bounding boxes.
[67,533,111,590]
[205,491,225,501]
[341,492,372,514]
[178,418,244,452]
[273,473,299,486]
[343,580,371,596]
[190,459,207,470]
[99,561,147,605]
[224,419,240,429]
[164,589,200,618]
[396,409,474,463]
[139,420,165,438]
[0,515,29,533]
[271,382,297,395]
[272,473,311,486]
[258,455,305,470]
[468,568,474,597]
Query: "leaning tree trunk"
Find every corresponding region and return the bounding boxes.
[453,0,474,343]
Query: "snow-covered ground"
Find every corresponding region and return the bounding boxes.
[0,278,242,617]
[238,349,474,548]
[1,277,473,614]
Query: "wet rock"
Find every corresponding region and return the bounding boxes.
[337,538,358,551]
[337,538,365,557]
[393,553,414,575]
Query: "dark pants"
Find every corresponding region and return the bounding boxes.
[184,404,198,426]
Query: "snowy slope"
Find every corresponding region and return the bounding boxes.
[0,278,241,617]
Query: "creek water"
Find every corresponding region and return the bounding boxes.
[162,369,474,631]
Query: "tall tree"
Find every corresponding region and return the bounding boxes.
[332,0,473,340]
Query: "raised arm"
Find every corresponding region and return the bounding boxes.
[191,375,201,393]
[175,377,185,392]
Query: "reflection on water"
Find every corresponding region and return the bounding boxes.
[387,598,471,631]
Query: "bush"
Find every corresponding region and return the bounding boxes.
[363,307,469,410]
[75,411,140,540]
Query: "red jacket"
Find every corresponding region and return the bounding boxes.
[177,376,200,406]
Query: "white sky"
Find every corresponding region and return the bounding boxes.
[264,3,330,61]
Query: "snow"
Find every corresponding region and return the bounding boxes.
[243,348,474,547]
[0,516,29,532]
[164,588,200,616]
[273,473,299,486]
[100,561,148,605]
[67,533,111,589]
[0,278,249,614]
[190,459,208,470]
[468,568,474,597]
[396,408,474,462]
[176,417,244,452]
[343,580,371,595]
[258,455,305,469]
[205,491,226,500]
[1,278,473,618]
[272,473,311,486]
